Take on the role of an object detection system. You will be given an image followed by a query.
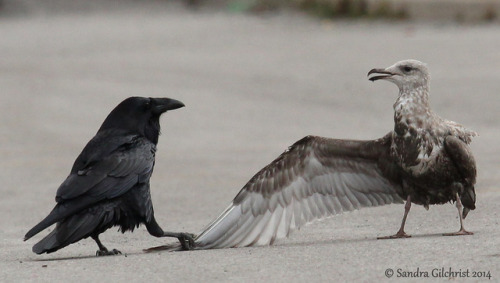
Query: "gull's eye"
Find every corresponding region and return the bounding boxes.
[402,66,413,73]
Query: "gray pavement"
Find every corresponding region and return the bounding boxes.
[1,2,499,282]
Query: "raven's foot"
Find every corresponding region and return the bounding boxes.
[177,233,196,250]
[443,229,473,236]
[377,231,411,240]
[96,248,122,256]
[92,235,121,256]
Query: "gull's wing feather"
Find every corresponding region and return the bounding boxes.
[146,134,403,252]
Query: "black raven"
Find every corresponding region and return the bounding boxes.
[25,97,194,255]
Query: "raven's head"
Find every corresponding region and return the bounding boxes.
[99,97,185,144]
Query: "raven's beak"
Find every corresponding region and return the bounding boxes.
[367,68,396,82]
[152,98,185,114]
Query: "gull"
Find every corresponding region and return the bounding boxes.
[147,59,477,251]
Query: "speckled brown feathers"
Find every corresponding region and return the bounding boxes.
[146,60,478,252]
[370,59,476,237]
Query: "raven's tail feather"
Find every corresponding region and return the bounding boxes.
[24,206,61,241]
[24,196,100,241]
[32,228,65,254]
[31,203,119,254]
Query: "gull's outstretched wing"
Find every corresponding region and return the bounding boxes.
[148,134,403,251]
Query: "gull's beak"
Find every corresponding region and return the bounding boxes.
[367,68,397,82]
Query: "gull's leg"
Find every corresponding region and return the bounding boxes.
[378,196,412,239]
[443,193,473,236]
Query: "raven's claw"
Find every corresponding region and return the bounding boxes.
[178,233,196,250]
[96,248,122,256]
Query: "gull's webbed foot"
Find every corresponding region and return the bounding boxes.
[377,231,411,240]
[443,229,473,236]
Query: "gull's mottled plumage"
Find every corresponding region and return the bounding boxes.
[146,59,477,251]
[367,60,476,238]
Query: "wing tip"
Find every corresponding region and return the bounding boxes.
[143,243,184,253]
[24,229,38,242]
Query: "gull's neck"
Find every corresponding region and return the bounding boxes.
[395,84,430,110]
[393,84,433,135]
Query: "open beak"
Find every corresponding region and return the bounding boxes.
[367,68,397,82]
[152,98,185,114]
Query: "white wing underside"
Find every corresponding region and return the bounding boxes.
[194,141,403,249]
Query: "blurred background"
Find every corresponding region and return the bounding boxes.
[1,0,499,280]
[1,0,500,21]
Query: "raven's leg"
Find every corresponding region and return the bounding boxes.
[162,231,196,250]
[92,235,122,256]
[443,193,473,236]
[378,195,412,239]
[146,218,196,250]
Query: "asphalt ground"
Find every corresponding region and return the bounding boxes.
[1,3,499,282]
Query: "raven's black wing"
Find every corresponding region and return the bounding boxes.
[25,133,155,240]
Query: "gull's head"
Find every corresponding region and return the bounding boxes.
[367,59,430,91]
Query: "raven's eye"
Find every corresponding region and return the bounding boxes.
[142,102,151,113]
[402,66,412,73]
